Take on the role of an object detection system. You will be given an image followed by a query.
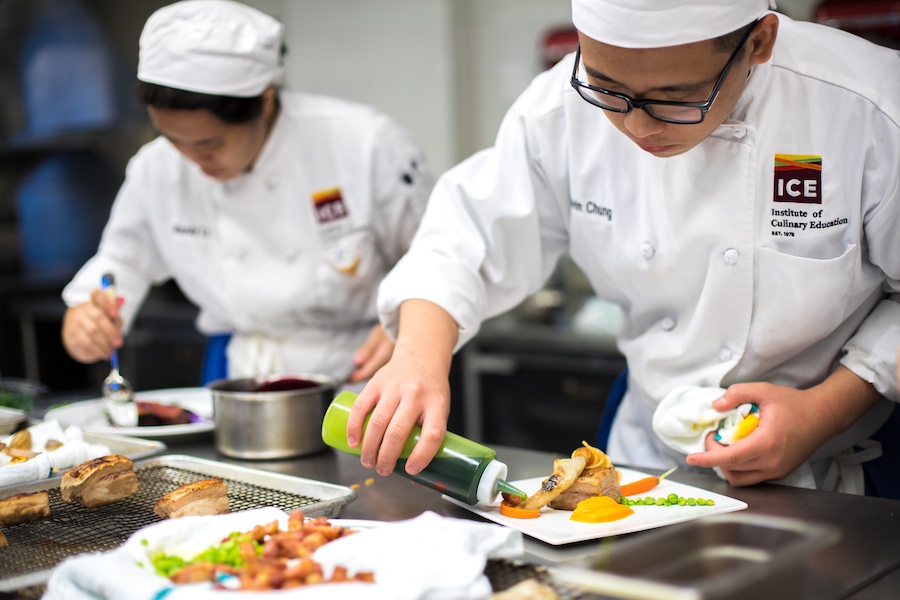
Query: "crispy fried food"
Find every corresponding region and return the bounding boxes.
[0,530,7,547]
[490,578,560,600]
[1,447,37,460]
[518,455,586,511]
[548,466,622,510]
[0,491,51,526]
[61,455,139,508]
[160,511,371,590]
[154,478,228,519]
[8,430,31,450]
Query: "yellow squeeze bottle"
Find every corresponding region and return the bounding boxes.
[321,392,525,506]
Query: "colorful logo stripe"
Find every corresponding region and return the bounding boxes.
[774,154,822,172]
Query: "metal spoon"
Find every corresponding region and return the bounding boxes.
[100,273,137,427]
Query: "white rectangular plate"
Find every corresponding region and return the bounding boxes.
[444,467,747,545]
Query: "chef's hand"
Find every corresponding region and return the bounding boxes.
[347,324,394,383]
[61,290,124,363]
[686,366,882,486]
[346,300,458,477]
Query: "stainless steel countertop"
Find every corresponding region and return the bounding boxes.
[163,439,900,600]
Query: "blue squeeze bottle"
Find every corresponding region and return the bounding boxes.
[321,391,525,505]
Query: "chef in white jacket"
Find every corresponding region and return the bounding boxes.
[347,0,900,498]
[61,0,434,386]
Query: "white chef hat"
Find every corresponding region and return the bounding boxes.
[572,0,777,48]
[137,0,284,97]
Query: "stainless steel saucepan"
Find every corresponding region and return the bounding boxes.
[207,373,335,460]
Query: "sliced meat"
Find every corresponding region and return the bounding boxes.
[0,491,51,526]
[136,401,193,426]
[154,478,228,519]
[490,578,560,600]
[598,466,623,501]
[61,455,139,508]
[518,455,586,511]
[548,466,622,510]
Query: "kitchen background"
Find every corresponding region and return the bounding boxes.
[0,0,895,453]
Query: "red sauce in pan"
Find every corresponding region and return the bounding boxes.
[252,378,320,393]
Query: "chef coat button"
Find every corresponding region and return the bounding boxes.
[640,242,656,260]
[266,176,280,190]
[660,317,676,331]
[732,127,747,139]
[723,248,740,265]
[719,347,733,362]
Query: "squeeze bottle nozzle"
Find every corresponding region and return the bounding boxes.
[495,478,527,499]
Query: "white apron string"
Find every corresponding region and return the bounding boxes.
[822,439,883,496]
[226,335,285,378]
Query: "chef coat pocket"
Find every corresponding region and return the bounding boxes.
[750,245,857,360]
[313,229,380,320]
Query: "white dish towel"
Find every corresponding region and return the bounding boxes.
[652,385,756,455]
[45,508,524,600]
[0,420,111,488]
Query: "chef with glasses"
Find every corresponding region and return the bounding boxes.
[347,0,900,499]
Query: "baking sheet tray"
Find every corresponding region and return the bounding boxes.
[0,454,358,591]
[79,430,167,464]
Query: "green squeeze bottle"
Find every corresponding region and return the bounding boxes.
[321,391,526,506]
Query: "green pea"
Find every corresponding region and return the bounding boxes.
[678,498,687,506]
[707,499,715,506]
[687,498,696,506]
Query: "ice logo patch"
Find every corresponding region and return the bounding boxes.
[773,154,821,204]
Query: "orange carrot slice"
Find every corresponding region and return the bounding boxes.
[499,501,541,519]
[620,466,678,497]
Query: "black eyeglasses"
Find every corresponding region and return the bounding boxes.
[570,23,757,125]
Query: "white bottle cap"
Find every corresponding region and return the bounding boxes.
[476,459,509,505]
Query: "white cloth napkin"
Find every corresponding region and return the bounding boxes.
[45,508,524,600]
[652,386,820,489]
[652,385,755,455]
[0,420,111,488]
[0,453,53,487]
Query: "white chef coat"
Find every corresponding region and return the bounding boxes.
[378,14,900,489]
[64,91,435,383]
